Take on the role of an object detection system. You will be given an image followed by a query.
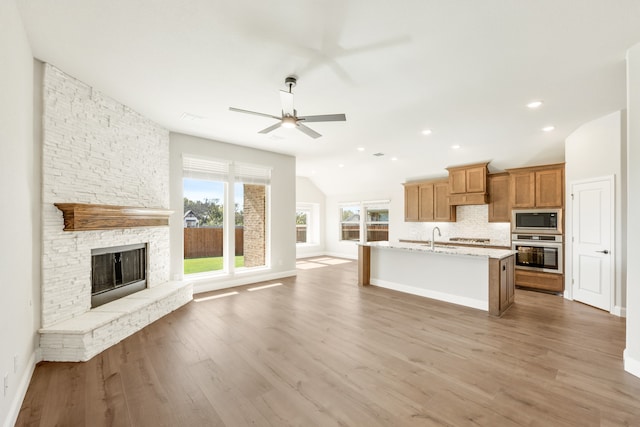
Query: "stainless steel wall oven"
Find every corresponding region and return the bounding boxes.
[511,233,563,274]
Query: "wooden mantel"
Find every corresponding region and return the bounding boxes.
[54,203,173,231]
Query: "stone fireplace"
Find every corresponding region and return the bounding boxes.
[91,243,147,308]
[38,64,192,362]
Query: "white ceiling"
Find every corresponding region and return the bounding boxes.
[17,0,640,196]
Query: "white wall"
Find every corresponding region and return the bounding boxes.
[0,1,39,425]
[625,42,640,378]
[169,133,297,292]
[565,110,626,314]
[296,176,325,258]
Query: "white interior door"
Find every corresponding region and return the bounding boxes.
[571,177,613,311]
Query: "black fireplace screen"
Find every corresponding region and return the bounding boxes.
[91,243,147,307]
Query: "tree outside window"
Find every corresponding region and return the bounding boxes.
[296,210,308,243]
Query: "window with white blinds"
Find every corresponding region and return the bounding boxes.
[234,162,272,184]
[182,156,230,181]
[183,156,271,184]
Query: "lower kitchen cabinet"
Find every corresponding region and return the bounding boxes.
[488,255,515,316]
[514,269,564,293]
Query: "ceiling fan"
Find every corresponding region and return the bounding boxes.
[229,76,346,139]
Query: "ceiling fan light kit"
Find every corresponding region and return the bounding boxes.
[229,76,346,139]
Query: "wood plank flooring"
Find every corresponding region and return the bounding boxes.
[16,257,640,426]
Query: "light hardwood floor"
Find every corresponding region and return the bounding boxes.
[17,257,640,426]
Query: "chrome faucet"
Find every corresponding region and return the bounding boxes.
[431,226,441,250]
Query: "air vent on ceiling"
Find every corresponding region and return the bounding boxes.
[372,152,385,157]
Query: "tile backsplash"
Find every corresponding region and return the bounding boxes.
[401,205,511,246]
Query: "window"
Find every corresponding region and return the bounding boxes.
[296,209,309,243]
[296,203,319,245]
[182,156,271,276]
[364,205,389,242]
[340,205,361,241]
[339,201,390,243]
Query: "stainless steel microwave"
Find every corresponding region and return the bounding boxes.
[512,209,562,234]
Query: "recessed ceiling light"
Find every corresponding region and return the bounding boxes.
[391,157,398,161]
[421,129,433,135]
[357,147,365,152]
[338,163,345,168]
[451,144,461,149]
[527,100,544,109]
[180,112,204,121]
[542,126,555,132]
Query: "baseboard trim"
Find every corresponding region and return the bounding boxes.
[4,351,38,427]
[370,278,488,312]
[612,305,627,317]
[193,269,297,294]
[624,349,640,379]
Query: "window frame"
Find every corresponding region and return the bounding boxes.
[182,155,272,277]
[339,200,390,244]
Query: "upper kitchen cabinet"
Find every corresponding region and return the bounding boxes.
[446,162,489,205]
[404,183,420,221]
[507,163,564,208]
[487,173,510,222]
[403,180,455,222]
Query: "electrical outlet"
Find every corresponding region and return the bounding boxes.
[3,374,8,397]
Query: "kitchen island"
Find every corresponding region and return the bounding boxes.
[358,241,516,316]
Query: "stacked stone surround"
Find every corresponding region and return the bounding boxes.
[39,64,191,361]
[243,184,266,267]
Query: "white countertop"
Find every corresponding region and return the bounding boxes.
[361,241,515,260]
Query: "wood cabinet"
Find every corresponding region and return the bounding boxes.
[507,163,564,209]
[487,173,510,222]
[419,183,435,220]
[489,255,515,316]
[404,184,420,221]
[446,162,489,205]
[434,181,454,221]
[403,180,455,222]
[514,269,564,293]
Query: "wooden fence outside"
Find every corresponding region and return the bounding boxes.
[183,227,244,259]
[341,224,388,242]
[296,225,307,243]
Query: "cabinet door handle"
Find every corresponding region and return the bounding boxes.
[596,249,609,254]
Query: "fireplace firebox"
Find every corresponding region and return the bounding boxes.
[91,243,147,308]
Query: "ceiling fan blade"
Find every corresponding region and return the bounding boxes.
[298,113,346,123]
[229,107,280,120]
[297,123,322,139]
[258,122,283,134]
[279,90,294,116]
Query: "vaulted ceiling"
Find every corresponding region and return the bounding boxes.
[17,0,640,196]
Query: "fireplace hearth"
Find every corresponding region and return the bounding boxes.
[91,243,147,308]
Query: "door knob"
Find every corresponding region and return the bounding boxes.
[596,249,609,254]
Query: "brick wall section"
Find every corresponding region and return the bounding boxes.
[243,184,266,267]
[41,64,171,327]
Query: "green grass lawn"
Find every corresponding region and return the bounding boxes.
[184,256,244,274]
